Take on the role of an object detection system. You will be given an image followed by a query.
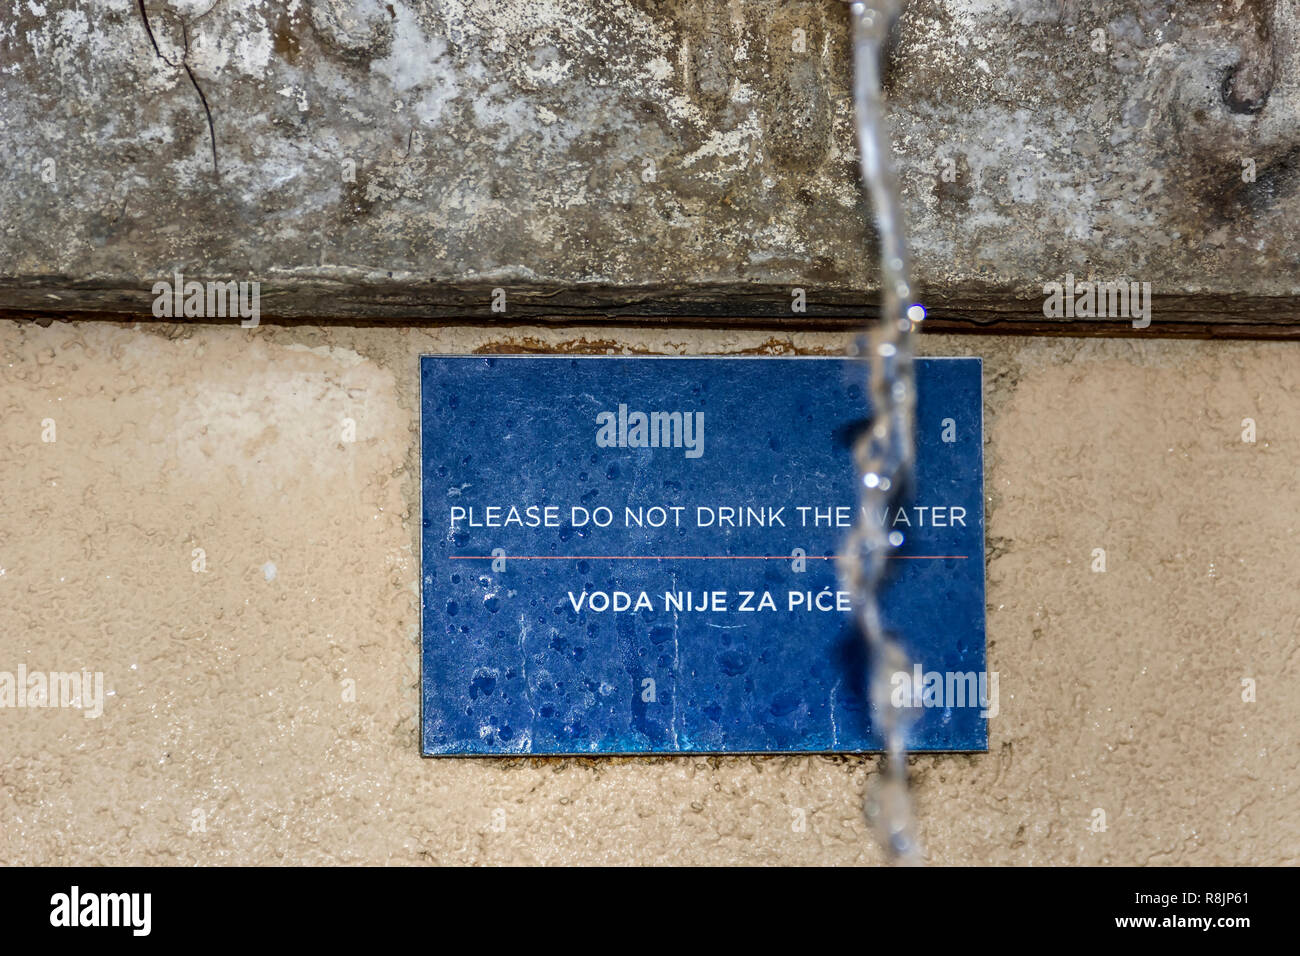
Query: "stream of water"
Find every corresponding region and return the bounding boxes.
[837,0,926,865]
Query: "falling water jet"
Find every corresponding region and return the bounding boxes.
[836,0,925,865]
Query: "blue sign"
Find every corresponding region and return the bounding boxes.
[421,356,987,755]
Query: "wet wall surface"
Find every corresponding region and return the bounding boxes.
[1,321,1295,865]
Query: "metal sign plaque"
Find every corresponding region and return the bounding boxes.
[421,356,987,755]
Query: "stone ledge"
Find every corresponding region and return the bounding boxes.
[2,1,1297,330]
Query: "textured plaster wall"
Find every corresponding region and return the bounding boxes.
[0,320,1296,865]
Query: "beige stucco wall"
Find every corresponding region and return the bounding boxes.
[0,320,1295,865]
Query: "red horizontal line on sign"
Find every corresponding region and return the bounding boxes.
[449,555,968,561]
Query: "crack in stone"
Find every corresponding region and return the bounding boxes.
[136,0,163,58]
[136,0,220,181]
[181,22,220,180]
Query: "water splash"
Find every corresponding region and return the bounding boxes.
[837,0,925,865]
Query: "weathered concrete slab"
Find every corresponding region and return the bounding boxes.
[1,1,1298,331]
